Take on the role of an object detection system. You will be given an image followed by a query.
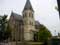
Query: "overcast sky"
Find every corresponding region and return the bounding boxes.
[0,0,60,36]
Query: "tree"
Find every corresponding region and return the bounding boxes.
[0,15,12,41]
[5,22,11,39]
[38,24,52,42]
[0,15,8,41]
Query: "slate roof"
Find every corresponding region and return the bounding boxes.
[23,0,34,12]
[35,21,40,29]
[35,21,40,26]
[11,12,23,20]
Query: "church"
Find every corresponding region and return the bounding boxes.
[9,0,40,41]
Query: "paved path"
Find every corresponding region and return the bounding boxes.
[0,42,44,45]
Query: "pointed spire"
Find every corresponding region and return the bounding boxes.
[23,0,34,12]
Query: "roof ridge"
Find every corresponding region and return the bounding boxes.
[11,12,21,16]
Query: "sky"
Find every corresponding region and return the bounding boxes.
[0,0,60,36]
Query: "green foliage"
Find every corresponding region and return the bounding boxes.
[38,24,52,42]
[5,23,11,39]
[0,15,7,41]
[0,15,11,41]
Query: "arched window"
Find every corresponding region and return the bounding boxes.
[25,13,26,17]
[23,14,24,18]
[29,13,31,17]
[23,13,27,18]
[30,21,33,25]
[29,13,33,18]
[32,13,33,18]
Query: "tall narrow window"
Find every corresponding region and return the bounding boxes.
[23,14,24,18]
[25,13,27,17]
[29,13,31,17]
[30,21,33,25]
[23,13,27,18]
[32,13,33,18]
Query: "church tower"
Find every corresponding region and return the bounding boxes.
[22,0,36,41]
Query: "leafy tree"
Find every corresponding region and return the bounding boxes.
[0,15,10,41]
[0,15,7,41]
[5,22,12,39]
[38,24,52,42]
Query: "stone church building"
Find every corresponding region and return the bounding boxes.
[9,0,40,41]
